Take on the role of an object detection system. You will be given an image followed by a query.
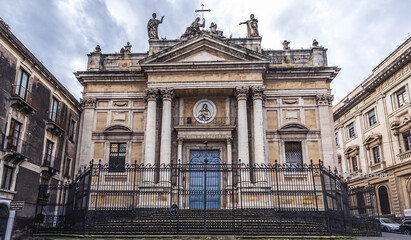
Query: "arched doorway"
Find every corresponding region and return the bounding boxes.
[0,204,9,240]
[378,186,391,215]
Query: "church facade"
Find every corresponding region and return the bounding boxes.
[75,19,339,177]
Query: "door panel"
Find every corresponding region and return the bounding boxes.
[189,150,220,209]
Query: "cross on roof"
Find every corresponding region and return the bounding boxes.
[195,4,210,29]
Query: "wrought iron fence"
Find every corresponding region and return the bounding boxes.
[348,186,380,236]
[33,160,379,236]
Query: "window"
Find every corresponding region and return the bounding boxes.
[1,166,14,190]
[7,119,22,151]
[14,69,29,100]
[372,146,381,164]
[335,133,339,146]
[367,109,377,127]
[49,97,59,122]
[109,143,126,172]
[348,122,355,138]
[63,158,71,177]
[44,140,54,166]
[352,156,358,171]
[396,88,408,107]
[69,119,76,142]
[404,131,411,151]
[285,142,303,168]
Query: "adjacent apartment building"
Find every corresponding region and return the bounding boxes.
[0,19,81,239]
[334,37,411,217]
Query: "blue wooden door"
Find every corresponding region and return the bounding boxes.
[189,150,220,209]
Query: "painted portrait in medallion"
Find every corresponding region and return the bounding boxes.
[193,99,216,124]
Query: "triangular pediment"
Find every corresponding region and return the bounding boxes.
[140,34,270,64]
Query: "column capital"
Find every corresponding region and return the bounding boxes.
[226,137,233,144]
[161,87,174,101]
[316,93,334,106]
[251,86,265,101]
[235,86,249,101]
[177,137,184,144]
[80,97,96,109]
[145,88,158,102]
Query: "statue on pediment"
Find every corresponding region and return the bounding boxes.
[147,13,164,40]
[183,17,205,38]
[209,22,223,37]
[239,14,259,37]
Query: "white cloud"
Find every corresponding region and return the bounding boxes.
[0,0,409,103]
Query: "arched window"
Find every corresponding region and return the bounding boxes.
[378,186,391,215]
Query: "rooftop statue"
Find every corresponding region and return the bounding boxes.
[183,17,205,38]
[209,22,224,37]
[239,14,259,38]
[147,13,164,40]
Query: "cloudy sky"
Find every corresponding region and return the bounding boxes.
[0,0,410,104]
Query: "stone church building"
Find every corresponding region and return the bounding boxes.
[74,14,339,190]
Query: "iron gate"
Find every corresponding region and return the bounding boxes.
[33,160,379,236]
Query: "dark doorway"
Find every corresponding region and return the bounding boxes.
[378,186,391,215]
[0,204,9,240]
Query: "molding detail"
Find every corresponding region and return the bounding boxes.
[235,86,249,101]
[145,88,158,102]
[251,86,264,101]
[316,94,333,106]
[80,97,96,109]
[160,88,174,101]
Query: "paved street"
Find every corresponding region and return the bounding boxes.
[357,232,411,240]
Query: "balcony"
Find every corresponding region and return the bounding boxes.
[2,134,26,164]
[398,150,411,162]
[173,117,236,126]
[5,136,18,152]
[46,113,66,135]
[41,154,59,178]
[10,85,38,115]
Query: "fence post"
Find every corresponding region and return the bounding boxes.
[310,160,319,211]
[84,160,94,235]
[319,160,330,234]
[239,159,243,235]
[132,160,137,222]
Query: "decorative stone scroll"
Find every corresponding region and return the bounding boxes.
[160,88,174,101]
[235,86,249,101]
[145,88,158,102]
[316,94,334,106]
[80,97,96,109]
[251,86,264,100]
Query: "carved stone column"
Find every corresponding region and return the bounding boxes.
[144,89,158,168]
[235,86,250,168]
[159,88,174,168]
[252,86,265,166]
[316,93,336,169]
[77,97,96,172]
[252,86,267,183]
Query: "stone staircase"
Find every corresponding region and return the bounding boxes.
[84,209,329,236]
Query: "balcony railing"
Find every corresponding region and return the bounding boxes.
[6,136,18,151]
[46,113,66,134]
[398,150,411,162]
[10,85,38,114]
[173,117,236,126]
